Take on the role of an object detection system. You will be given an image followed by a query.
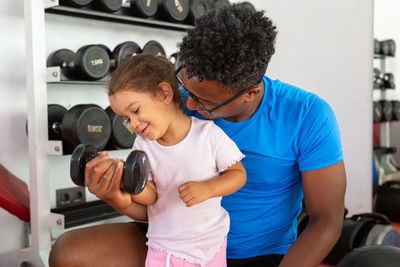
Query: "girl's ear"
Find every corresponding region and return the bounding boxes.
[158,82,174,104]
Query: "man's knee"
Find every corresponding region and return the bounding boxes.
[49,231,80,267]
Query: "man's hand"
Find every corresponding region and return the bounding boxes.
[178,181,212,207]
[84,151,132,212]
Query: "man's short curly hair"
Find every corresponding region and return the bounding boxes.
[178,4,277,93]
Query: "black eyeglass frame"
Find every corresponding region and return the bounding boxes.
[174,65,261,115]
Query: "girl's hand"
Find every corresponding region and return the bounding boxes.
[178,181,213,207]
[85,152,132,212]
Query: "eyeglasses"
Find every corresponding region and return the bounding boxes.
[174,65,261,115]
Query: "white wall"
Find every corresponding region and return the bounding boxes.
[374,0,400,164]
[0,0,373,266]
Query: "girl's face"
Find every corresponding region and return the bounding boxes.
[109,89,171,141]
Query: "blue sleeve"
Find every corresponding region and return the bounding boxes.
[297,96,343,171]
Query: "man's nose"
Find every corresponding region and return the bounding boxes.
[186,96,202,111]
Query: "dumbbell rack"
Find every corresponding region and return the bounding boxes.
[374,53,399,184]
[23,1,189,266]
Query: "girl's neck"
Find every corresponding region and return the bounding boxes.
[157,111,192,146]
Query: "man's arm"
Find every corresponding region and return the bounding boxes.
[85,153,148,221]
[279,160,346,267]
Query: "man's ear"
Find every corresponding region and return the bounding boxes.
[243,86,262,103]
[158,82,174,104]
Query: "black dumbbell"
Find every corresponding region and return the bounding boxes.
[70,143,149,195]
[374,38,381,55]
[168,52,180,70]
[157,0,190,22]
[105,106,137,149]
[59,0,93,7]
[383,73,395,89]
[379,39,396,56]
[324,212,400,265]
[187,0,210,24]
[94,0,122,13]
[236,1,256,13]
[392,101,400,121]
[208,0,230,10]
[47,104,112,154]
[129,0,159,18]
[380,100,393,122]
[112,41,142,67]
[373,68,383,89]
[142,40,166,56]
[373,101,383,123]
[47,45,111,81]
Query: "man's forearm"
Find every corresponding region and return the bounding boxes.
[279,217,342,267]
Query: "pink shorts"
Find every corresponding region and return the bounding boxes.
[145,240,227,267]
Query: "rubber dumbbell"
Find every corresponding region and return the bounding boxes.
[59,0,93,7]
[156,0,190,23]
[47,45,111,80]
[392,101,400,121]
[47,104,112,154]
[380,100,393,122]
[129,0,159,18]
[373,68,383,89]
[187,0,210,24]
[373,101,383,123]
[324,212,400,265]
[112,41,142,68]
[94,0,122,13]
[70,143,149,195]
[168,52,180,70]
[383,73,395,89]
[236,1,256,13]
[142,40,166,56]
[105,106,137,149]
[208,0,230,10]
[379,39,396,56]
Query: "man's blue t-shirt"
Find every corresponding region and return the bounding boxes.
[183,75,343,259]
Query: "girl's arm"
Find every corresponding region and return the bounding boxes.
[131,180,157,205]
[178,161,246,207]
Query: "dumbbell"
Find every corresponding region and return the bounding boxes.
[70,143,149,195]
[47,104,112,154]
[379,39,396,56]
[129,0,159,18]
[373,101,383,123]
[111,41,142,67]
[324,212,400,265]
[236,1,256,13]
[60,0,122,13]
[156,0,190,22]
[383,73,395,89]
[376,181,400,223]
[380,100,393,122]
[168,52,180,70]
[373,68,383,89]
[374,38,381,55]
[142,40,166,56]
[392,101,400,121]
[105,106,137,149]
[187,0,210,24]
[47,45,111,80]
[208,0,231,10]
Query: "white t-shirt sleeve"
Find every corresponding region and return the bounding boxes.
[207,122,245,172]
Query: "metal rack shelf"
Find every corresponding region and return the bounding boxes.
[47,66,109,85]
[45,5,194,32]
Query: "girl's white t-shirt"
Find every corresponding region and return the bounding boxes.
[133,116,244,265]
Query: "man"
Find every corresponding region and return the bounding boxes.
[49,4,346,267]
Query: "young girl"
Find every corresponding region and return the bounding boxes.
[107,53,246,267]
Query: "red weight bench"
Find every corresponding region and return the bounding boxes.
[0,163,30,222]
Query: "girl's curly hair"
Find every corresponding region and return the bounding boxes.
[178,4,277,93]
